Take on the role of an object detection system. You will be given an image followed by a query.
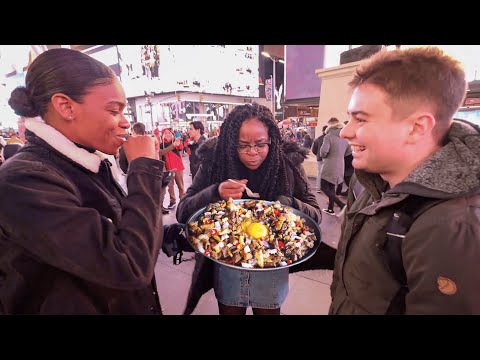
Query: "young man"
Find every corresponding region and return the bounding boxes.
[186,121,206,180]
[118,122,168,213]
[330,47,480,314]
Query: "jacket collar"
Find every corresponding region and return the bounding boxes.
[325,123,343,135]
[195,134,206,144]
[25,118,105,173]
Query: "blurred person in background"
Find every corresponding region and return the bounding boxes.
[2,143,23,161]
[302,133,313,151]
[6,130,24,145]
[312,125,328,193]
[118,122,148,173]
[159,128,185,209]
[319,118,351,215]
[185,120,206,180]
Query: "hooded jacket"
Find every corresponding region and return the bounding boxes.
[0,119,164,314]
[176,137,321,314]
[330,119,480,315]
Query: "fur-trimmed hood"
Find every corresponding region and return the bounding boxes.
[282,140,309,165]
[196,136,308,166]
[196,136,218,163]
[24,118,111,173]
[325,123,343,135]
[357,119,480,199]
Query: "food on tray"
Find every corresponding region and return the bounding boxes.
[187,198,318,269]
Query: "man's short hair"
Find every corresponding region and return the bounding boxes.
[132,122,146,136]
[3,143,22,160]
[190,121,204,135]
[327,117,340,125]
[349,46,467,142]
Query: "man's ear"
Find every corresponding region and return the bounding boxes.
[51,93,75,121]
[406,112,436,144]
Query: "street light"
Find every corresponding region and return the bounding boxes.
[262,51,284,120]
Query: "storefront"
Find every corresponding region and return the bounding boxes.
[131,90,269,132]
[114,45,266,132]
[455,97,480,126]
[0,45,270,133]
[454,80,480,126]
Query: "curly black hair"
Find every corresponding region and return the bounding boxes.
[210,102,307,200]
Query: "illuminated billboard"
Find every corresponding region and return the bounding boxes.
[285,45,324,101]
[116,45,259,98]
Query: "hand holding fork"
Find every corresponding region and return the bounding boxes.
[218,178,260,200]
[228,179,260,198]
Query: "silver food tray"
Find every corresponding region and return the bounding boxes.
[185,199,322,271]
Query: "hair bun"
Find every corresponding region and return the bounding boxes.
[8,86,39,117]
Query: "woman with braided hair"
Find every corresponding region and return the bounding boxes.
[177,102,321,315]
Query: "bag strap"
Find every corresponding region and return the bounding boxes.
[173,251,183,265]
[173,223,187,265]
[384,195,445,314]
[166,223,195,265]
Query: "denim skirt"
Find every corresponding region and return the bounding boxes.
[213,262,289,309]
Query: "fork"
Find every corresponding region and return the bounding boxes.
[227,179,260,198]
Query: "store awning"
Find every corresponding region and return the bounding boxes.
[282,97,320,108]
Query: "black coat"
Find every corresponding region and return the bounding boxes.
[187,135,206,180]
[312,135,326,162]
[303,134,313,150]
[176,138,321,314]
[0,124,164,314]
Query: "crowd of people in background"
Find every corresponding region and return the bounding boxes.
[280,127,314,151]
[0,113,355,219]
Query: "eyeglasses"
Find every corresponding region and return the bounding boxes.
[236,142,271,154]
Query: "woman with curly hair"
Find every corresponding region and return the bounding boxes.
[177,102,321,315]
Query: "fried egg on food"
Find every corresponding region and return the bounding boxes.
[246,222,268,239]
